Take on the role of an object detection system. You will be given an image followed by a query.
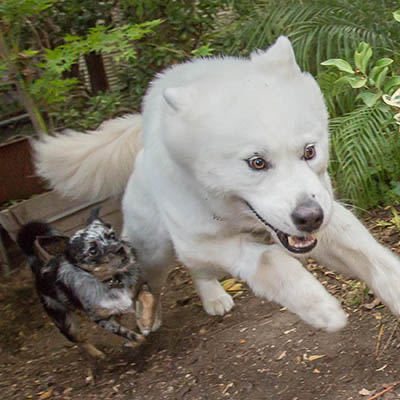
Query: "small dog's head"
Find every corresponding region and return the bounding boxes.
[67,207,124,267]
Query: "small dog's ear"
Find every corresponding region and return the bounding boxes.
[34,236,69,262]
[87,207,101,224]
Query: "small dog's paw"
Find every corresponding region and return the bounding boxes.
[202,293,234,316]
[124,334,145,348]
[85,344,106,360]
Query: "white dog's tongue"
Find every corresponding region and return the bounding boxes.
[288,234,316,249]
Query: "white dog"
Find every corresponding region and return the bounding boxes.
[35,37,400,334]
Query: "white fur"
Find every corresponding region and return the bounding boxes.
[34,114,142,201]
[34,36,400,333]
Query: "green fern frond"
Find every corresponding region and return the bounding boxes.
[317,71,356,117]
[227,0,399,73]
[329,106,399,208]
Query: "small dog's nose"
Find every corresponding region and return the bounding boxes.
[291,200,324,233]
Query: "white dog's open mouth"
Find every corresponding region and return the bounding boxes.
[246,202,317,254]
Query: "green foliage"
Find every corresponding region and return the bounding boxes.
[0,0,54,22]
[224,0,400,74]
[320,39,400,208]
[321,42,400,108]
[329,106,400,208]
[30,21,160,106]
[0,0,160,130]
[118,0,226,108]
[192,44,215,58]
[52,91,131,131]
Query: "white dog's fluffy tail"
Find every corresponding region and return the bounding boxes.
[34,114,143,201]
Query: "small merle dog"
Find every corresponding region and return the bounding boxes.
[17,208,155,359]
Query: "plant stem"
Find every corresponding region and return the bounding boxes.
[0,29,48,137]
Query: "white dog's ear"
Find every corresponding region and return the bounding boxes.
[251,36,301,76]
[163,87,194,112]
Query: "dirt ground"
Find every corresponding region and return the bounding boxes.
[1,207,400,400]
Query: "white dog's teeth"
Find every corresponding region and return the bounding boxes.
[288,234,316,248]
[288,235,297,247]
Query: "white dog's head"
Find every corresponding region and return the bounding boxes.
[160,37,333,254]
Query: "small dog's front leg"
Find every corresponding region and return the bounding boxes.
[93,317,145,344]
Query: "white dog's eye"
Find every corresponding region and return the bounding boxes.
[303,144,316,160]
[247,156,268,171]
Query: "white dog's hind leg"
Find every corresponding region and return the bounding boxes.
[122,165,176,333]
[190,269,234,316]
[247,246,347,332]
[311,201,400,317]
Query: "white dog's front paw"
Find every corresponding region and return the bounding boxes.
[193,277,235,316]
[302,299,347,332]
[202,293,234,316]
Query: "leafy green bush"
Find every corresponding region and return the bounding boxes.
[225,0,400,73]
[0,0,161,133]
[117,0,226,109]
[52,91,132,131]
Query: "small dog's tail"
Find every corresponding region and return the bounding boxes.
[17,221,54,257]
[33,114,143,201]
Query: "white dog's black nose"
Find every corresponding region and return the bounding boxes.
[291,200,324,233]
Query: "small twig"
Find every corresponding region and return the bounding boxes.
[381,320,399,357]
[367,384,394,400]
[375,323,385,358]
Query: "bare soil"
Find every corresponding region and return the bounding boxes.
[1,207,400,400]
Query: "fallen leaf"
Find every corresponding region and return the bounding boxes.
[199,327,207,335]
[363,298,382,310]
[312,369,320,374]
[39,388,54,400]
[309,355,325,361]
[228,283,243,292]
[221,279,237,290]
[276,351,287,360]
[359,388,372,396]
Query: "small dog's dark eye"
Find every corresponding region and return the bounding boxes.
[247,156,268,171]
[89,246,98,255]
[106,231,116,240]
[303,144,316,160]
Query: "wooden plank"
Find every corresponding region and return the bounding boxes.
[0,229,10,275]
[0,190,122,240]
